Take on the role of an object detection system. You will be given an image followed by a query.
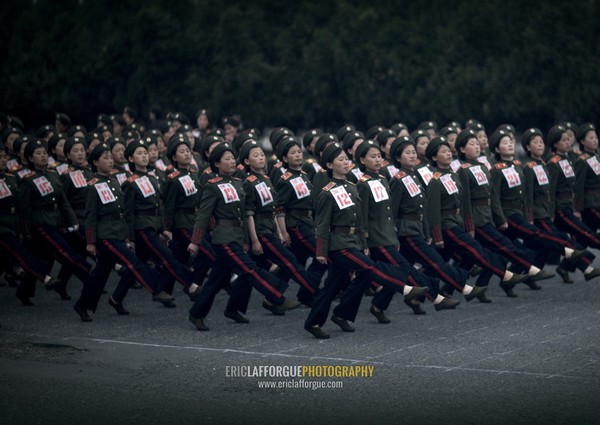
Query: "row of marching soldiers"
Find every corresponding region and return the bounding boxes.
[1,118,600,339]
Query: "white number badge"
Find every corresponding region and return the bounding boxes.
[440,174,458,194]
[330,186,354,210]
[218,183,240,204]
[368,180,390,202]
[469,165,489,186]
[501,167,521,188]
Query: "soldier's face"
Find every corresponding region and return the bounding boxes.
[245,147,265,171]
[416,137,429,157]
[55,139,66,160]
[6,133,19,152]
[216,151,237,174]
[67,143,87,166]
[527,136,545,158]
[360,147,382,172]
[147,144,159,163]
[30,147,48,168]
[130,147,149,168]
[553,133,570,154]
[285,145,303,168]
[582,131,598,152]
[496,137,515,157]
[476,130,488,149]
[112,144,126,164]
[174,144,191,165]
[399,145,417,169]
[95,151,114,174]
[433,145,453,166]
[447,133,457,153]
[460,139,480,160]
[328,151,349,176]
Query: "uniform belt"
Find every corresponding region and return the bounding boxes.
[398,214,423,222]
[288,209,313,218]
[136,209,161,216]
[557,192,573,200]
[502,201,522,209]
[471,199,490,207]
[254,211,275,219]
[331,226,360,235]
[216,219,243,228]
[441,208,460,216]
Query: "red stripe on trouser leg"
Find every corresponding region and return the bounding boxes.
[223,244,282,298]
[558,210,600,247]
[290,227,316,253]
[37,227,89,273]
[445,229,505,278]
[405,236,464,291]
[101,240,154,293]
[376,247,410,287]
[260,235,315,294]
[0,240,45,282]
[475,228,532,269]
[340,249,405,288]
[182,229,217,261]
[139,231,191,287]
[509,218,571,247]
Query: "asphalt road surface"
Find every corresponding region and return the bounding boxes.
[1,264,599,425]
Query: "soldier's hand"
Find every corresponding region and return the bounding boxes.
[316,256,327,264]
[125,240,135,251]
[86,244,97,257]
[574,211,582,219]
[435,241,444,249]
[187,243,199,256]
[468,231,475,238]
[280,231,291,247]
[252,241,263,255]
[498,222,508,231]
[161,230,172,242]
[364,248,370,256]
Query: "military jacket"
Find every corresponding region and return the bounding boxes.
[191,173,247,246]
[315,178,366,257]
[19,168,77,237]
[546,153,576,215]
[574,151,600,211]
[414,158,435,187]
[301,155,323,183]
[522,158,552,221]
[357,170,397,247]
[268,161,287,186]
[111,164,131,186]
[477,150,495,171]
[0,172,20,234]
[244,171,277,236]
[48,159,69,175]
[490,159,527,224]
[427,167,463,243]
[84,174,128,243]
[457,159,502,230]
[163,167,201,231]
[275,168,315,228]
[61,164,95,220]
[378,160,399,183]
[389,167,429,238]
[122,170,163,235]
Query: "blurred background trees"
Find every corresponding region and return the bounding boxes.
[2,0,600,132]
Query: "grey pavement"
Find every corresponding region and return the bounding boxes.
[1,266,599,425]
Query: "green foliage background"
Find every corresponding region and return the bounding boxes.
[2,0,599,132]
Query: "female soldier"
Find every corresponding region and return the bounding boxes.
[108,137,130,186]
[574,124,600,232]
[456,129,554,292]
[74,143,173,322]
[356,139,458,322]
[187,143,299,331]
[304,143,428,339]
[411,129,434,186]
[389,137,486,304]
[18,139,92,305]
[426,136,527,296]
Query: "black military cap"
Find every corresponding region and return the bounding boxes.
[222,116,240,128]
[576,123,596,143]
[389,136,415,168]
[314,133,338,157]
[375,129,396,147]
[410,129,429,142]
[270,127,294,148]
[238,139,262,163]
[456,129,478,151]
[546,125,567,150]
[496,124,516,136]
[85,132,102,145]
[208,142,234,165]
[108,137,126,150]
[13,135,32,156]
[365,126,385,140]
[176,124,193,134]
[144,128,163,138]
[233,131,257,154]
[302,128,323,149]
[391,122,409,135]
[4,127,23,142]
[67,125,87,137]
[559,121,579,134]
[56,113,71,127]
[211,128,225,137]
[87,142,112,168]
[47,133,65,154]
[124,138,149,159]
[24,138,48,161]
[97,113,112,126]
[336,125,355,142]
[425,136,449,162]
[342,131,365,152]
[276,136,302,162]
[418,121,438,131]
[465,118,481,130]
[520,128,543,151]
[439,125,458,137]
[488,129,511,153]
[319,142,344,169]
[64,137,87,156]
[95,124,113,135]
[469,122,486,133]
[167,136,191,161]
[36,125,55,139]
[199,134,225,158]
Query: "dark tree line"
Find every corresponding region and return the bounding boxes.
[2,0,600,133]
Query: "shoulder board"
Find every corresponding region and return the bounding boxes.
[127,174,139,183]
[381,160,389,166]
[9,165,22,172]
[264,174,270,179]
[323,182,336,191]
[4,173,14,177]
[494,162,507,169]
[274,162,283,169]
[247,175,258,183]
[203,167,212,174]
[232,177,242,181]
[431,172,442,180]
[281,171,293,180]
[165,164,174,171]
[109,169,118,175]
[87,178,99,186]
[461,163,471,169]
[23,171,36,179]
[306,158,315,164]
[415,159,421,165]
[360,174,371,182]
[550,155,561,164]
[300,170,307,175]
[527,161,537,168]
[513,160,521,166]
[580,153,590,160]
[47,169,57,174]
[270,155,278,161]
[168,170,181,179]
[237,163,245,171]
[208,177,222,184]
[347,181,356,186]
[394,171,407,179]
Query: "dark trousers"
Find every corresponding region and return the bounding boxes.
[475,223,536,273]
[555,207,600,250]
[535,217,594,271]
[168,228,216,289]
[76,239,159,311]
[371,245,440,310]
[399,234,470,292]
[287,223,328,279]
[189,242,287,319]
[56,226,89,291]
[582,207,600,233]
